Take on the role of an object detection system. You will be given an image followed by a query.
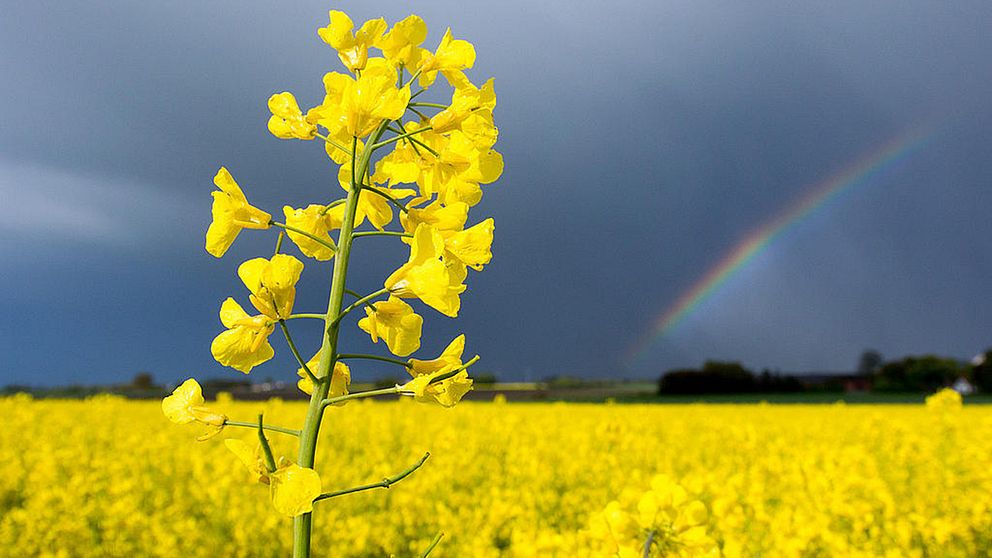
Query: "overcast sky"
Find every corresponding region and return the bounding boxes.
[2,1,991,386]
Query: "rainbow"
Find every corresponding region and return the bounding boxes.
[626,127,933,363]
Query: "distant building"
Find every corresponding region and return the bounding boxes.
[952,376,975,395]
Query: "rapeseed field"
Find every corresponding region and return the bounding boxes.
[1,393,987,557]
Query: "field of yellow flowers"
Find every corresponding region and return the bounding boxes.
[2,393,989,557]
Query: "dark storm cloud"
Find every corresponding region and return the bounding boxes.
[2,0,990,385]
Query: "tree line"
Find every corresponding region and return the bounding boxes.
[658,349,992,395]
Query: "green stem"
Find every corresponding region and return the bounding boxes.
[403,68,422,89]
[371,126,433,150]
[224,420,300,437]
[274,231,285,255]
[408,102,448,109]
[278,320,318,385]
[319,198,346,216]
[352,231,412,239]
[284,313,326,320]
[345,289,379,311]
[419,533,445,558]
[271,221,338,254]
[643,529,656,558]
[257,414,277,473]
[292,120,391,558]
[360,186,411,214]
[315,132,350,157]
[331,287,392,326]
[320,385,408,409]
[409,88,427,101]
[406,106,429,121]
[312,452,429,503]
[427,356,481,386]
[337,353,412,368]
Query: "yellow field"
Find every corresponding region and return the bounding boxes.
[1,394,989,557]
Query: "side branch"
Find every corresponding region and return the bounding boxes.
[419,533,445,558]
[313,452,430,503]
[352,231,412,239]
[371,125,433,150]
[224,420,301,437]
[360,185,411,214]
[279,320,319,385]
[320,385,409,409]
[271,221,338,253]
[330,287,391,327]
[337,353,412,368]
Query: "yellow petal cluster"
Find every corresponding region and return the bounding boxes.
[210,298,275,373]
[296,353,351,404]
[205,168,271,257]
[417,28,476,88]
[400,335,474,407]
[317,11,387,73]
[267,92,317,140]
[225,439,322,517]
[357,296,423,357]
[308,60,410,139]
[281,204,343,261]
[161,379,227,440]
[237,254,304,320]
[376,15,428,68]
[385,224,466,317]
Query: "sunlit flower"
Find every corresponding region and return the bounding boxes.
[205,168,271,257]
[282,204,344,261]
[296,352,351,405]
[442,218,494,271]
[385,224,465,317]
[376,14,428,68]
[357,296,423,357]
[317,10,386,72]
[162,379,227,440]
[237,254,305,320]
[400,334,474,407]
[210,298,275,373]
[226,440,322,517]
[267,92,317,140]
[308,59,409,139]
[417,28,476,88]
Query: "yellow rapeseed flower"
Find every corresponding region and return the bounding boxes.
[205,167,271,257]
[400,334,474,407]
[162,379,225,426]
[442,218,495,271]
[376,15,428,68]
[417,28,476,88]
[317,10,386,73]
[281,204,344,261]
[296,353,351,405]
[267,92,317,140]
[210,298,275,373]
[225,439,322,517]
[400,198,469,234]
[384,223,466,317]
[162,379,227,440]
[357,296,423,357]
[237,254,305,320]
[309,59,410,139]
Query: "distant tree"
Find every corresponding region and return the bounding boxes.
[857,350,883,376]
[131,372,155,390]
[875,355,962,392]
[658,361,756,395]
[970,350,992,393]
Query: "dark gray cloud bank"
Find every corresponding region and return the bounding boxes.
[2,1,990,385]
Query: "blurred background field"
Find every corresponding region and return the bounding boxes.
[2,395,989,557]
